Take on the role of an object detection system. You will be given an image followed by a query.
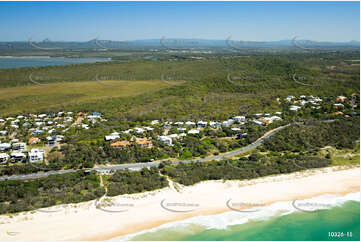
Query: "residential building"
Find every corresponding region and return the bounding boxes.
[28,149,44,163]
[12,142,26,151]
[0,153,9,163]
[158,136,172,146]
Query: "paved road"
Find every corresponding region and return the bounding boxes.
[0,124,290,181]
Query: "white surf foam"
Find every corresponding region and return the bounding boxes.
[111,192,360,241]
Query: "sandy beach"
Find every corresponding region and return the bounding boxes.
[0,166,359,241]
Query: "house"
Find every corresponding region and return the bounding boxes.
[222,119,234,127]
[12,142,26,152]
[253,120,264,126]
[0,130,7,136]
[0,143,11,151]
[28,137,41,144]
[177,127,186,131]
[233,116,246,123]
[188,129,200,134]
[285,96,295,102]
[209,121,220,128]
[151,120,159,125]
[270,116,282,121]
[197,121,207,128]
[105,135,120,141]
[134,128,145,134]
[259,117,272,125]
[158,136,172,146]
[275,111,282,115]
[28,149,44,163]
[136,139,153,149]
[333,103,344,109]
[10,152,26,163]
[55,135,64,142]
[336,96,347,102]
[144,127,154,131]
[179,133,187,137]
[110,141,131,148]
[174,121,184,126]
[231,127,241,132]
[290,105,301,111]
[185,121,196,126]
[0,153,9,163]
[168,134,179,139]
[46,136,56,145]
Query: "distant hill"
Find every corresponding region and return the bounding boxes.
[0,38,359,51]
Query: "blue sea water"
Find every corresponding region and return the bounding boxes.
[117,193,360,241]
[0,56,111,69]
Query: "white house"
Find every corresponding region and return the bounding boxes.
[0,153,9,163]
[28,149,44,163]
[290,105,301,111]
[12,142,26,152]
[0,131,7,136]
[135,127,145,134]
[188,129,200,134]
[10,152,26,163]
[197,121,207,128]
[270,116,282,121]
[233,116,246,123]
[158,136,172,146]
[168,134,179,139]
[253,120,264,126]
[185,121,196,126]
[151,120,159,125]
[105,135,120,141]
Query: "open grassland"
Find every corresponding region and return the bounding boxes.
[0,52,358,120]
[0,80,181,115]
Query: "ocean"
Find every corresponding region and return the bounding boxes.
[0,56,111,69]
[116,193,360,241]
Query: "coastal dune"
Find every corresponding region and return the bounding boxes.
[0,166,359,241]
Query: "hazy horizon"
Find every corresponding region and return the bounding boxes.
[0,1,359,42]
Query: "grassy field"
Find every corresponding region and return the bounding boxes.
[0,80,181,115]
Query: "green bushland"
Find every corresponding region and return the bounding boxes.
[0,171,105,214]
[262,117,360,152]
[160,155,331,186]
[106,167,168,196]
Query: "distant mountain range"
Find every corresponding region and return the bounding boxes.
[0,38,359,50]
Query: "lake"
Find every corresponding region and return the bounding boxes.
[0,56,111,69]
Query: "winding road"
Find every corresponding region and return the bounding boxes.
[0,124,290,181]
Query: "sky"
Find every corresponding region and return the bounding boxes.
[0,1,359,42]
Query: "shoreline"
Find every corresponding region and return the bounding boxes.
[0,166,359,241]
